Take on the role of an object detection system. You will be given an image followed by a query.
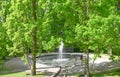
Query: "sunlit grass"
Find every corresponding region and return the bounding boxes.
[0,71,43,77]
[0,66,43,77]
[92,67,120,77]
[77,67,120,77]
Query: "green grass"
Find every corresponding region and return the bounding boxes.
[0,71,44,77]
[77,67,120,77]
[92,68,120,77]
[0,66,43,77]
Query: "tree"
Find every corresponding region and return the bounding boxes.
[74,0,119,77]
[3,0,63,75]
[0,0,11,60]
[2,0,120,76]
[95,0,120,60]
[4,0,40,75]
[102,15,120,60]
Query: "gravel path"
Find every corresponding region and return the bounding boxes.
[4,57,29,72]
[4,55,120,77]
[90,54,120,72]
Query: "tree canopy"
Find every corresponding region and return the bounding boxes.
[0,0,120,76]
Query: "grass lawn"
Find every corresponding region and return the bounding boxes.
[92,67,120,77]
[0,71,43,77]
[77,67,120,77]
[0,66,43,77]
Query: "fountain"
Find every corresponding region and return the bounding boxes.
[56,41,68,62]
[35,41,89,76]
[58,41,64,59]
[36,41,87,67]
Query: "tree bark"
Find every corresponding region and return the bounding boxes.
[109,48,112,56]
[31,27,37,76]
[83,0,90,77]
[31,0,37,76]
[31,51,36,75]
[84,49,90,77]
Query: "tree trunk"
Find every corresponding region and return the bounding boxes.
[31,52,36,75]
[84,49,90,77]
[83,0,90,76]
[2,56,6,60]
[31,0,37,76]
[109,48,112,56]
[31,27,37,76]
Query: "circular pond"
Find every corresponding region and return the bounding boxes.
[36,53,86,67]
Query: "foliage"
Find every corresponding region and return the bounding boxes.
[0,0,12,59]
[1,0,120,76]
[74,0,120,77]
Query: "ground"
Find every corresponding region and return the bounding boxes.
[2,54,120,77]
